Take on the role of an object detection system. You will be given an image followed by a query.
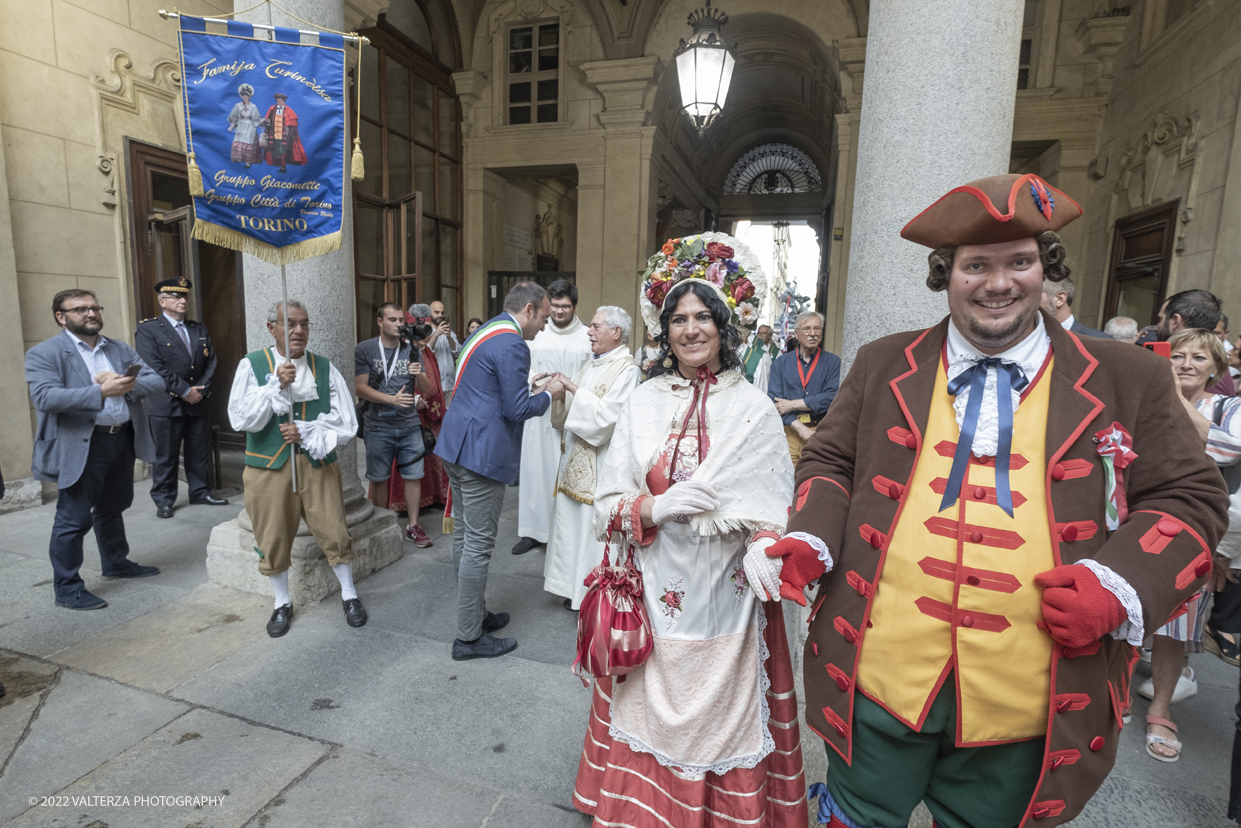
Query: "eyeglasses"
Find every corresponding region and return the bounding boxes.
[62,306,104,316]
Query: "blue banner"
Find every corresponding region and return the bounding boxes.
[178,18,348,264]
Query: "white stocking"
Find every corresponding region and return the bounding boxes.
[269,571,291,609]
[332,562,358,601]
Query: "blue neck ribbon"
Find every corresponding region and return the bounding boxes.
[940,358,1029,518]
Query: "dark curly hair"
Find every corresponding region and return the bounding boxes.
[926,231,1070,292]
[648,280,743,379]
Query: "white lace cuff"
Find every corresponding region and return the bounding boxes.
[1079,559,1144,646]
[295,415,336,461]
[785,531,833,573]
[263,372,292,416]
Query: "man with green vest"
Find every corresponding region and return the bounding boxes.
[226,300,365,637]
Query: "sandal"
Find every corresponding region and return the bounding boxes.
[1145,715,1182,763]
[1205,625,1241,667]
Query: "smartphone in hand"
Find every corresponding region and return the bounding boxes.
[123,363,142,378]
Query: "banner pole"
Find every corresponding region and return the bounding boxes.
[281,263,298,493]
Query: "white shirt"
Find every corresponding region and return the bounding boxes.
[945,319,1050,458]
[431,329,460,392]
[227,347,356,461]
[65,330,128,426]
[1060,314,1075,331]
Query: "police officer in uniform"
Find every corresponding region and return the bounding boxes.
[135,277,229,517]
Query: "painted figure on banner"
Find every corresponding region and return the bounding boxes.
[263,92,308,173]
[227,83,264,167]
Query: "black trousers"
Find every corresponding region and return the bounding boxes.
[148,414,211,507]
[49,426,136,598]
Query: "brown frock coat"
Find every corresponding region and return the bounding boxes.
[787,312,1230,827]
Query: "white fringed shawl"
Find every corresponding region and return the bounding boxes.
[593,368,793,540]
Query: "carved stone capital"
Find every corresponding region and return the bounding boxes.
[344,0,390,31]
[836,37,866,100]
[581,56,662,130]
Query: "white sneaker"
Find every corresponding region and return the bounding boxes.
[1135,667,1197,703]
[1139,646,1152,664]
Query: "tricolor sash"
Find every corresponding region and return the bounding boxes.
[453,317,522,388]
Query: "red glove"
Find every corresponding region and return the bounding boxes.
[767,536,827,606]
[1035,564,1125,649]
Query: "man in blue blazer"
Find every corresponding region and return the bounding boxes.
[25,289,164,610]
[436,281,565,660]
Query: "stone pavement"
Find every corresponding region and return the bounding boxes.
[0,475,1236,827]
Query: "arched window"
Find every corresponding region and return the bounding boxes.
[723,143,822,195]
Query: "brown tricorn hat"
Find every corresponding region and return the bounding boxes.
[900,173,1083,248]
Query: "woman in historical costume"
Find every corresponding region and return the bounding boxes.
[227,84,264,168]
[262,92,308,173]
[1141,327,1241,762]
[386,306,450,519]
[573,233,808,827]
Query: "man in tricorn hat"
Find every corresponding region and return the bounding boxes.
[262,92,307,173]
[135,277,229,518]
[762,174,1229,827]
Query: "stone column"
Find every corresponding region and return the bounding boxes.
[841,0,1026,369]
[206,0,403,606]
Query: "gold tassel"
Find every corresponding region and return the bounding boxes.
[350,137,364,181]
[192,221,342,265]
[442,515,455,535]
[186,151,204,196]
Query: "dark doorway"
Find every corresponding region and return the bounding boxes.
[126,139,246,494]
[1104,200,1178,326]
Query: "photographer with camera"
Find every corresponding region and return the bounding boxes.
[425,300,460,405]
[355,302,436,547]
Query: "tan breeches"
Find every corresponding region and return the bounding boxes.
[243,452,353,576]
[784,422,819,467]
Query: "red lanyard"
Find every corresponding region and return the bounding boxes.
[796,349,820,392]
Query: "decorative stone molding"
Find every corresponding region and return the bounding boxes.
[98,153,118,208]
[581,56,662,129]
[1076,12,1131,97]
[453,70,489,140]
[344,0,390,30]
[92,49,184,168]
[1114,112,1201,252]
[489,0,575,33]
[835,37,866,107]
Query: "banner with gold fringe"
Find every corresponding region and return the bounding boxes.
[176,15,351,265]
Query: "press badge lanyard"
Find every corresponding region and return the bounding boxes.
[378,339,403,385]
[796,349,820,392]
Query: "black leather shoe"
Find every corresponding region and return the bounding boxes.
[343,597,368,627]
[55,589,107,610]
[482,611,510,633]
[156,505,175,519]
[267,604,292,637]
[511,536,541,555]
[191,495,230,506]
[102,563,160,580]
[564,598,576,612]
[451,633,517,661]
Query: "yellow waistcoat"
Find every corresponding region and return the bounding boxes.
[856,358,1055,745]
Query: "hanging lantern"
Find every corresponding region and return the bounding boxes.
[673,0,736,136]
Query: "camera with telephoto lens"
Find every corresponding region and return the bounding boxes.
[398,321,434,342]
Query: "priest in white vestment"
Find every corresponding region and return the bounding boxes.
[543,306,641,609]
[513,279,593,555]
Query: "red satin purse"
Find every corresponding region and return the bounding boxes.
[572,541,653,686]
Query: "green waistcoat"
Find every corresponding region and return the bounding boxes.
[244,348,338,469]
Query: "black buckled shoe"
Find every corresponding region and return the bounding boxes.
[102,563,160,580]
[343,597,368,627]
[482,611,510,634]
[191,495,230,506]
[267,604,292,637]
[451,633,517,661]
[156,505,175,519]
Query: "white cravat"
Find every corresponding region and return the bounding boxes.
[945,319,1051,457]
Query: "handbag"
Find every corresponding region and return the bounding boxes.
[572,540,653,687]
[412,424,436,461]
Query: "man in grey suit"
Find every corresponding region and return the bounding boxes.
[1040,276,1109,339]
[25,289,164,610]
